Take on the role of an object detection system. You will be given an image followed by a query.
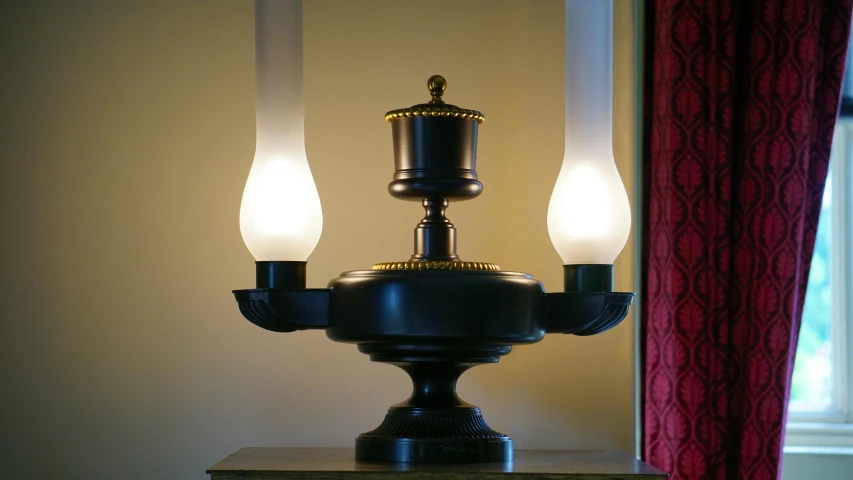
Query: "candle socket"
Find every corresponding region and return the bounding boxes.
[256,261,307,289]
[563,264,614,292]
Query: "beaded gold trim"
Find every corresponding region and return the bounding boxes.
[384,106,485,124]
[372,261,500,271]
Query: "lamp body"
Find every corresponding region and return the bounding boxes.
[233,64,635,461]
[239,0,323,262]
[234,267,633,462]
[547,0,630,265]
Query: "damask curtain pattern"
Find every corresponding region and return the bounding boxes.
[641,0,852,479]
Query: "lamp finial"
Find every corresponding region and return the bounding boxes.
[427,75,446,104]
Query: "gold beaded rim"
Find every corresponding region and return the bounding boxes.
[384,106,485,124]
[372,261,500,271]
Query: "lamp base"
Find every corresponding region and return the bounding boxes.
[354,344,512,463]
[356,406,512,463]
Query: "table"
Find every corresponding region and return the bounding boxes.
[207,448,668,480]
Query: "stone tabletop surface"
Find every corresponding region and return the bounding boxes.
[207,448,668,478]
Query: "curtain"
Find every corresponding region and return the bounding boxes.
[641,0,853,479]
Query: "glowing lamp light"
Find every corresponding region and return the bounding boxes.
[239,0,322,262]
[547,0,631,265]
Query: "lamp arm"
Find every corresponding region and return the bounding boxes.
[233,261,330,332]
[233,288,330,332]
[543,291,632,335]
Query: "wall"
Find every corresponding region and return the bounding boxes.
[0,1,637,479]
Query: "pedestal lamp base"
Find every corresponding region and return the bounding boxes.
[354,345,513,463]
[356,407,512,463]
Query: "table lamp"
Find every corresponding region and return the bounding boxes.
[233,0,632,464]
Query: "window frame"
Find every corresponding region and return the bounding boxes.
[785,117,853,450]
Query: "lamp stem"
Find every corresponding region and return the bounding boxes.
[411,198,459,261]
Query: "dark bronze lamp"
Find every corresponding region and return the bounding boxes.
[235,0,631,465]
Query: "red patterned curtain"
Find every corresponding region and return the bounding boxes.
[641,0,852,479]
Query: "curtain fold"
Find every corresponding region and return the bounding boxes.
[641,1,852,478]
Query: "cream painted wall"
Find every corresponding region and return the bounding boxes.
[0,1,637,479]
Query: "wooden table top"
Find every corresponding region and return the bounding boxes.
[207,448,668,479]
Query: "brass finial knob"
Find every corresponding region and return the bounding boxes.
[383,75,484,123]
[427,75,446,104]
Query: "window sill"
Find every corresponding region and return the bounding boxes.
[785,422,853,452]
[784,446,853,455]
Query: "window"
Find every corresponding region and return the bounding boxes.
[785,55,853,450]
